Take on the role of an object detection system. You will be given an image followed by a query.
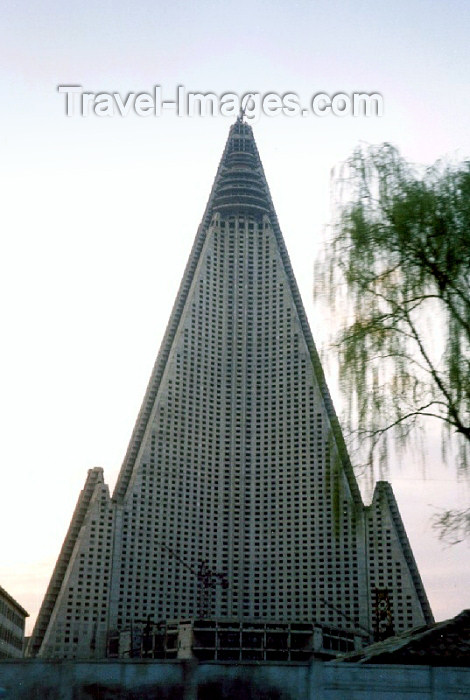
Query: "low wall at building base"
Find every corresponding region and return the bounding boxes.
[0,659,469,699]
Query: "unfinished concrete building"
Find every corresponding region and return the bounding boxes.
[28,119,433,660]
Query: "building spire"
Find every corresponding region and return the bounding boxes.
[238,94,254,122]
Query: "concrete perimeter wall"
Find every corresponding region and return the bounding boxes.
[0,660,469,699]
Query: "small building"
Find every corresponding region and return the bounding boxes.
[0,585,29,659]
[337,609,470,666]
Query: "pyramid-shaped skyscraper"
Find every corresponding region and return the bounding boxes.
[29,119,433,659]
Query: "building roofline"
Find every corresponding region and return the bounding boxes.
[0,585,29,617]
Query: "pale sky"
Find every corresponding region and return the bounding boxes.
[0,0,469,634]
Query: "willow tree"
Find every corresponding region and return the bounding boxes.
[316,144,470,543]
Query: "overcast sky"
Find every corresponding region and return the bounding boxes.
[0,0,469,634]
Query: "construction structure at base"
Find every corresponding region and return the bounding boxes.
[107,618,368,661]
[28,119,433,660]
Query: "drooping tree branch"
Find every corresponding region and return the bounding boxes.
[315,144,470,539]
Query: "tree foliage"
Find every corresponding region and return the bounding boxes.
[316,144,470,541]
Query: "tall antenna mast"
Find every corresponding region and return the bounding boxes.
[238,93,254,122]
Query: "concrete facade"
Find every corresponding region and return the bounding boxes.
[1,660,469,699]
[28,119,433,660]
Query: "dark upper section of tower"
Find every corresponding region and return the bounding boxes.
[211,118,270,216]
